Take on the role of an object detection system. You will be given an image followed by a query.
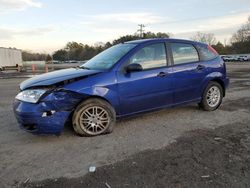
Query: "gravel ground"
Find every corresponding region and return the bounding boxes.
[26,123,250,188]
[0,62,250,187]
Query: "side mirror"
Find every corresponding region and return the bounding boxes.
[125,63,143,73]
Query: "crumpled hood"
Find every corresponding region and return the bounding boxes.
[20,68,102,90]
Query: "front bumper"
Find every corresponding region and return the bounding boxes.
[13,100,71,134]
[13,90,85,134]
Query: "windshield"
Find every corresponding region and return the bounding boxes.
[81,43,136,70]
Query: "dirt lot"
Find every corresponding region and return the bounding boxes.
[25,123,250,188]
[0,62,250,187]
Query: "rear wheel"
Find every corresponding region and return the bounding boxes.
[72,98,116,136]
[199,81,223,111]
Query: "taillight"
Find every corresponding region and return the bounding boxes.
[208,45,219,55]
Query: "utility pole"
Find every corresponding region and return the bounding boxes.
[137,24,145,38]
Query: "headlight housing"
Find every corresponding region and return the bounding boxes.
[15,89,48,103]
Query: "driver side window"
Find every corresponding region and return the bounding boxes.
[129,43,167,70]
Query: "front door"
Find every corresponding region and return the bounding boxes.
[117,42,174,115]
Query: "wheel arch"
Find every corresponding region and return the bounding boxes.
[209,78,225,97]
[72,94,117,116]
[85,95,114,108]
[201,72,226,98]
[59,90,119,129]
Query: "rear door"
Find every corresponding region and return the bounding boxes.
[169,42,205,104]
[117,42,174,115]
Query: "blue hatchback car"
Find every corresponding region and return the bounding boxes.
[13,38,229,136]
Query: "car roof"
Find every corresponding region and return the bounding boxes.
[124,38,207,46]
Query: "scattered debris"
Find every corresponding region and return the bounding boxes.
[89,166,96,172]
[105,182,111,188]
[23,178,30,184]
[214,137,223,141]
[201,175,210,178]
[132,161,137,165]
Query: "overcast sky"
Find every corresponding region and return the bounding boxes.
[0,0,249,53]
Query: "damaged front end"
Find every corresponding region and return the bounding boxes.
[13,88,87,135]
[13,67,104,135]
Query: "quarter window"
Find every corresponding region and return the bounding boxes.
[197,45,218,61]
[171,43,199,65]
[129,43,167,70]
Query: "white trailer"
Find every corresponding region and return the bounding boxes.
[0,47,22,70]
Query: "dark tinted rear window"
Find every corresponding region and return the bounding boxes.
[197,45,218,61]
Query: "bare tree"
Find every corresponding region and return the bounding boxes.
[231,16,250,43]
[191,32,217,45]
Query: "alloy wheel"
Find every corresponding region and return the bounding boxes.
[79,106,110,135]
[206,86,221,108]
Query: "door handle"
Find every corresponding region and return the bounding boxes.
[196,65,205,70]
[157,72,168,77]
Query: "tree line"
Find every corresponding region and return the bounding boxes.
[22,51,52,62]
[22,16,250,61]
[21,32,170,62]
[52,32,170,61]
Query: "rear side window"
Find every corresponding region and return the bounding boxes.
[197,45,219,61]
[129,43,167,70]
[171,43,199,65]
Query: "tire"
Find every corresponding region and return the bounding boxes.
[72,98,116,136]
[199,81,223,111]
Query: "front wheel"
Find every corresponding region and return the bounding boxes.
[199,82,223,111]
[72,98,116,136]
